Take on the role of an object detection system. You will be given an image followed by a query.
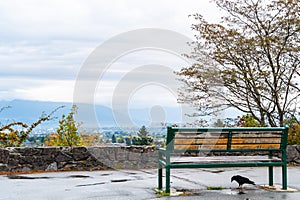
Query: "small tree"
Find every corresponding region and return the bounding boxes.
[48,105,82,147]
[133,125,153,145]
[111,134,116,143]
[137,125,149,139]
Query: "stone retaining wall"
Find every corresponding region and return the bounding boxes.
[0,146,157,172]
[0,145,299,172]
[287,145,300,165]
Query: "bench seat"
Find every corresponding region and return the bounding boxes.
[170,155,281,164]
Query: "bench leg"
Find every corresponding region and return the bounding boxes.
[158,164,163,190]
[166,167,171,193]
[282,164,287,190]
[268,166,273,186]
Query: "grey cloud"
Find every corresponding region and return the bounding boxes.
[0,0,217,104]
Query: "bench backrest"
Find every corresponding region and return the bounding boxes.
[166,126,289,153]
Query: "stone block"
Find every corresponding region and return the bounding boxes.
[0,163,8,171]
[40,147,59,155]
[72,147,90,161]
[20,148,42,156]
[102,148,116,160]
[55,151,73,163]
[115,149,126,161]
[32,156,47,170]
[0,149,9,163]
[46,162,58,171]
[127,151,141,161]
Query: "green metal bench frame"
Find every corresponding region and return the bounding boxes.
[158,126,289,193]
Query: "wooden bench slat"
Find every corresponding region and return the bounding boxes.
[174,144,227,150]
[232,133,282,138]
[175,133,282,140]
[174,138,228,145]
[231,138,281,144]
[173,138,281,146]
[173,144,280,150]
[170,156,281,164]
[231,144,281,149]
[175,133,228,139]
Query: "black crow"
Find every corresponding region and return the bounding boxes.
[231,175,255,188]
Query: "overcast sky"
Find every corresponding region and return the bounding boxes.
[0,0,221,109]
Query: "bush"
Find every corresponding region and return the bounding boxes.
[287,123,300,145]
[46,105,82,147]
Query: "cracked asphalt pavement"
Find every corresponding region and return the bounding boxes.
[0,167,300,200]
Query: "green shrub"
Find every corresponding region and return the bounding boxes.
[287,123,300,145]
[46,105,82,147]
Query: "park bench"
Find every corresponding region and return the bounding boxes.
[158,126,289,193]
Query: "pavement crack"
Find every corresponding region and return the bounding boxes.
[137,169,156,175]
[67,175,91,178]
[7,175,51,179]
[202,169,225,174]
[76,182,106,187]
[111,179,130,183]
[100,173,111,176]
[171,175,206,187]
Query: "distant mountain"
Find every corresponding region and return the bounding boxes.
[0,99,116,129]
[0,99,187,129]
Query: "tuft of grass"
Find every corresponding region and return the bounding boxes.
[155,189,170,197]
[207,186,225,190]
[160,191,170,196]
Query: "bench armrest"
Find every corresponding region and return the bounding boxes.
[158,148,166,152]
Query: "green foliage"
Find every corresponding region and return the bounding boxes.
[287,123,300,145]
[237,114,261,127]
[132,125,153,145]
[48,105,82,147]
[132,136,153,145]
[0,106,62,148]
[137,125,149,138]
[116,136,124,143]
[156,190,170,197]
[111,134,116,143]
[283,117,300,145]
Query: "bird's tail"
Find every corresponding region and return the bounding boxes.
[250,181,256,185]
